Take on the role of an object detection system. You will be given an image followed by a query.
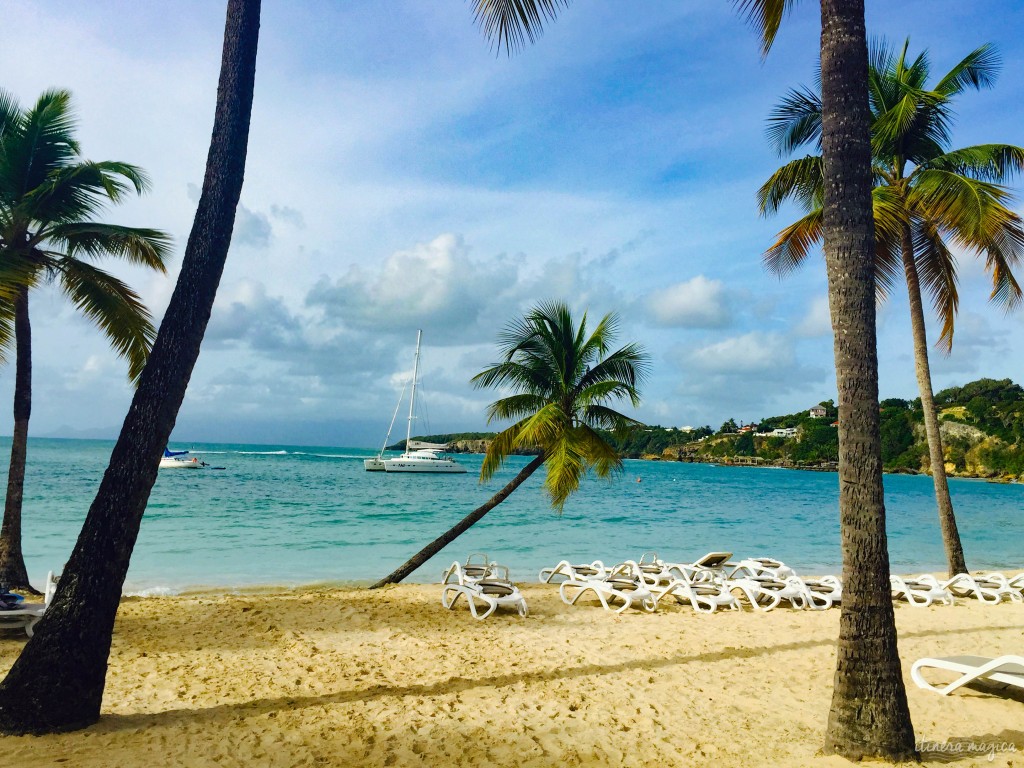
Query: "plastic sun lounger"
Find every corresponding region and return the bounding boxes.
[974,572,1024,602]
[559,563,656,614]
[911,655,1024,696]
[0,571,57,638]
[734,575,834,611]
[890,575,954,607]
[916,573,1016,604]
[652,578,740,613]
[441,562,527,620]
[538,560,608,584]
[735,557,797,580]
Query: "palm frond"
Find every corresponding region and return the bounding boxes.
[513,401,567,451]
[582,403,645,436]
[9,90,80,196]
[763,208,823,277]
[484,392,550,423]
[571,424,622,479]
[910,170,1008,243]
[981,222,1024,312]
[733,0,797,57]
[922,144,1024,183]
[45,222,172,272]
[934,43,1000,96]
[541,431,586,511]
[757,155,827,217]
[766,86,822,155]
[912,222,959,352]
[0,300,13,365]
[22,161,149,225]
[471,0,571,55]
[757,155,824,214]
[872,185,907,302]
[480,421,525,482]
[56,258,156,383]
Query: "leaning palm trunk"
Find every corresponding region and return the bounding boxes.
[0,0,261,735]
[371,454,545,588]
[900,223,967,576]
[0,288,34,592]
[818,0,916,760]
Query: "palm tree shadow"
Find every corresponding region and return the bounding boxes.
[89,621,1012,735]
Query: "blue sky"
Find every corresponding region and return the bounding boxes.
[2,1,1024,447]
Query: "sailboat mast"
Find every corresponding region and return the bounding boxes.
[404,329,422,453]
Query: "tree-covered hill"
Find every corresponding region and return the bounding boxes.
[402,378,1024,479]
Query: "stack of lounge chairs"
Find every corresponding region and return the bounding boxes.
[891,571,1024,607]
[439,552,1023,619]
[440,554,528,620]
[540,552,843,614]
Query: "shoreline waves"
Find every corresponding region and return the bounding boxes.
[1,584,1021,767]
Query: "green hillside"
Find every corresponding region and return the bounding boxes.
[402,378,1024,479]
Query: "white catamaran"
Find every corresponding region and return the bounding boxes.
[365,330,467,474]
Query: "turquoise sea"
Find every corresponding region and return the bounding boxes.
[5,437,1022,594]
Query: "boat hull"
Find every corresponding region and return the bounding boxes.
[363,458,386,471]
[382,457,467,474]
[159,457,202,469]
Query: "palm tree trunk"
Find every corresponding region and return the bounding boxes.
[0,0,261,735]
[899,224,967,576]
[818,0,916,760]
[0,287,35,592]
[371,454,545,588]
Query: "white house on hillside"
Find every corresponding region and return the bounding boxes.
[808,405,827,418]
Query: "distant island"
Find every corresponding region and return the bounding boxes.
[397,377,1024,482]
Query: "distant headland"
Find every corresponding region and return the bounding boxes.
[399,377,1024,482]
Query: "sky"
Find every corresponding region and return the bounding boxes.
[2,1,1024,448]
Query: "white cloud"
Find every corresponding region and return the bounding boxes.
[304,234,520,342]
[689,331,795,374]
[795,295,832,337]
[646,275,732,329]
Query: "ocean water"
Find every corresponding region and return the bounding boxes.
[5,437,1022,593]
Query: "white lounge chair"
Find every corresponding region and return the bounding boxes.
[652,578,740,613]
[916,573,1017,604]
[735,557,797,580]
[441,562,527,620]
[0,571,57,638]
[890,575,954,607]
[559,563,656,614]
[911,655,1024,696]
[974,572,1024,602]
[746,575,834,610]
[662,551,737,583]
[538,559,609,583]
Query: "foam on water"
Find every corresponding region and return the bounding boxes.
[8,437,1023,593]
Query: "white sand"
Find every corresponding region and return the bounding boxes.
[0,585,1021,767]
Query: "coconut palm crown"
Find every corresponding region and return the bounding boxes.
[758,39,1024,350]
[0,88,172,378]
[471,301,648,509]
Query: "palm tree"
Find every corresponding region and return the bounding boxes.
[476,0,916,759]
[0,0,261,734]
[0,89,171,592]
[371,301,647,588]
[758,39,1024,577]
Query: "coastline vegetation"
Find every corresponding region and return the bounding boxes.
[427,376,1024,480]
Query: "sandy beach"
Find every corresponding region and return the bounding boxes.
[0,584,1021,767]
